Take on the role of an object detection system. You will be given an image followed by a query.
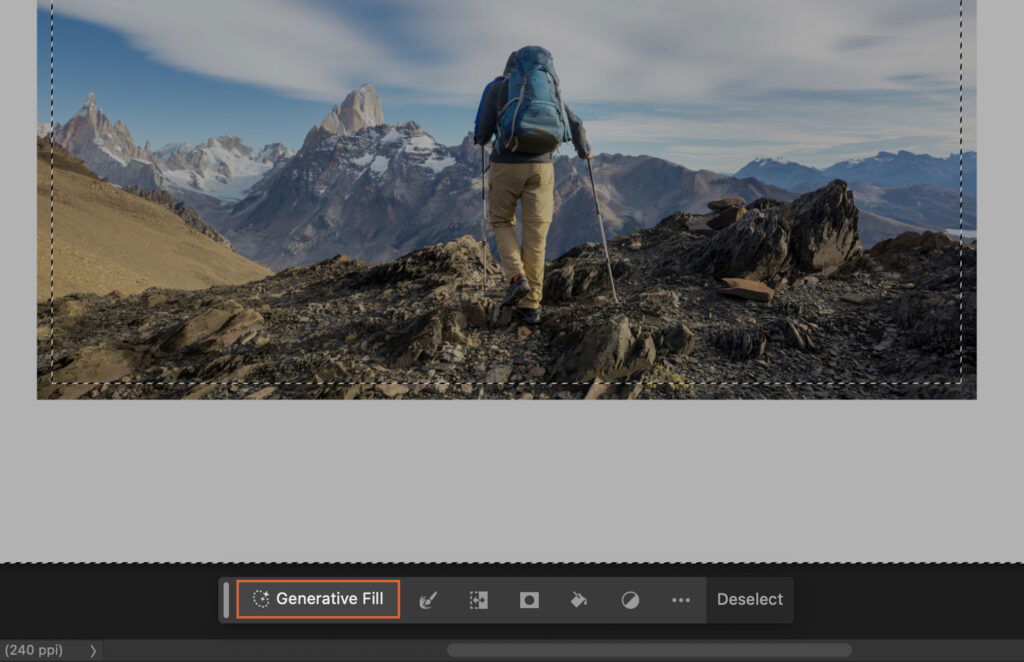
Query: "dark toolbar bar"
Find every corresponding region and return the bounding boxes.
[219,577,793,624]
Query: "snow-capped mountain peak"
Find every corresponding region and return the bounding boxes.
[336,121,456,178]
[317,83,385,137]
[37,121,60,139]
[749,157,792,166]
[55,93,161,189]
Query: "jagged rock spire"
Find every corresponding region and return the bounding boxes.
[318,84,385,136]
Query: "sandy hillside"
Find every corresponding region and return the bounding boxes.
[36,141,271,300]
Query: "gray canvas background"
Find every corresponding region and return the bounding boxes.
[2,0,1021,563]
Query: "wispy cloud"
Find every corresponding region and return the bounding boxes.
[47,0,396,102]
[46,0,975,170]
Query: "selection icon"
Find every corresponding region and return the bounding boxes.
[621,590,640,610]
[520,591,540,609]
[469,590,489,610]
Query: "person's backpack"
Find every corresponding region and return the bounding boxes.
[495,46,572,154]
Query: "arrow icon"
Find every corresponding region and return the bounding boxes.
[90,644,97,659]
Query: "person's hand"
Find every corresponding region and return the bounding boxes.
[583,149,595,160]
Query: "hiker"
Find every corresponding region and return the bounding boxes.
[474,45,592,325]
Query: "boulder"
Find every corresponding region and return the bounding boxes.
[771,319,816,352]
[483,365,513,384]
[387,311,442,369]
[387,308,469,368]
[54,298,88,318]
[717,277,775,302]
[707,197,746,211]
[708,206,746,230]
[655,324,697,356]
[543,262,604,304]
[461,297,494,328]
[359,235,485,288]
[655,211,692,232]
[550,315,656,382]
[157,300,264,353]
[713,328,767,361]
[688,180,861,282]
[748,197,783,211]
[375,383,410,398]
[39,342,150,399]
[543,259,632,304]
[869,231,956,260]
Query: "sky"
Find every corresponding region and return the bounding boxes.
[36,0,976,173]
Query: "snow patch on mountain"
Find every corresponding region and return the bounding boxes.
[155,137,294,202]
[369,155,389,173]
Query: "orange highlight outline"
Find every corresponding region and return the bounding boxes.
[235,579,402,620]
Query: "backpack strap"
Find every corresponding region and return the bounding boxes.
[474,76,505,144]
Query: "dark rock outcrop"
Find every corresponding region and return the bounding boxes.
[39,342,151,400]
[687,180,861,282]
[550,315,656,382]
[708,197,746,211]
[543,258,632,304]
[869,230,957,260]
[713,328,768,361]
[37,180,974,400]
[655,324,696,356]
[157,300,264,353]
[387,307,469,368]
[358,235,486,288]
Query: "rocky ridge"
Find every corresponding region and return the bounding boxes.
[38,180,976,400]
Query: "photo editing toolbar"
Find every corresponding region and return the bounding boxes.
[2,564,1021,662]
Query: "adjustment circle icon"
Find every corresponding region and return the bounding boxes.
[621,591,640,610]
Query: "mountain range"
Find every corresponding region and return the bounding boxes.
[735,152,977,197]
[50,88,976,270]
[51,93,293,225]
[735,154,977,238]
[223,85,795,268]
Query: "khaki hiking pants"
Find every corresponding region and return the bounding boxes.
[488,161,555,310]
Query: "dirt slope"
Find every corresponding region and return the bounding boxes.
[36,140,271,300]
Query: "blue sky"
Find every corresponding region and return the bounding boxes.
[37,0,976,173]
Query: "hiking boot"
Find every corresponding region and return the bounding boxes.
[516,306,541,326]
[501,274,531,308]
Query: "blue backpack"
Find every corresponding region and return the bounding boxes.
[489,46,572,154]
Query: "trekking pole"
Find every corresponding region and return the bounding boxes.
[480,145,489,296]
[586,157,621,305]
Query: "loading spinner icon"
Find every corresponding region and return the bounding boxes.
[252,589,271,609]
